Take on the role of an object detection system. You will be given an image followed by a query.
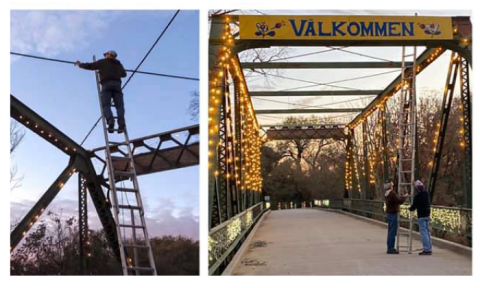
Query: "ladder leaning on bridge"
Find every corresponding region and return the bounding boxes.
[93,56,157,275]
[396,46,417,254]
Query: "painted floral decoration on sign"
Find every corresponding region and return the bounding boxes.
[255,21,285,38]
[418,22,441,36]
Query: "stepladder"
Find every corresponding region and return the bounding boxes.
[93,56,157,275]
[395,46,417,254]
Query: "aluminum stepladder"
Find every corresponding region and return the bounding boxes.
[395,46,417,254]
[93,56,157,275]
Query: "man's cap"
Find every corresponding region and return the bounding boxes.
[104,50,118,58]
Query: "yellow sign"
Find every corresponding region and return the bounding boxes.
[239,15,453,40]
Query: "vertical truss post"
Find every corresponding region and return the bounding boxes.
[459,57,472,208]
[344,130,353,198]
[208,17,227,229]
[225,77,240,217]
[351,129,362,198]
[381,106,389,184]
[427,53,460,201]
[217,78,230,221]
[234,88,245,212]
[78,173,89,275]
[362,121,370,199]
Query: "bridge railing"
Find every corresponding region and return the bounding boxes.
[208,202,266,275]
[314,199,472,246]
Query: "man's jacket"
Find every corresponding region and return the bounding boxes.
[79,58,127,85]
[409,190,431,218]
[384,189,406,214]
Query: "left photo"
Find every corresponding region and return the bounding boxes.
[10,10,200,275]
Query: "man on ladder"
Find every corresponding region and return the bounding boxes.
[75,50,127,133]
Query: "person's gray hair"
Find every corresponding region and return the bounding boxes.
[414,180,424,188]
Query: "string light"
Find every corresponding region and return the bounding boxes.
[209,18,263,194]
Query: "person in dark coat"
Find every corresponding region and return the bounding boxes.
[384,180,408,254]
[75,50,127,133]
[409,180,432,255]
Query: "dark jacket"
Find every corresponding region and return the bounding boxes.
[385,189,406,214]
[79,58,127,85]
[409,189,431,218]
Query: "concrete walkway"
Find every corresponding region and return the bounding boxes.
[231,209,471,275]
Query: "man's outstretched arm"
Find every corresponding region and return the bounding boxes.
[75,60,101,70]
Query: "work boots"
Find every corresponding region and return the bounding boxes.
[107,119,115,134]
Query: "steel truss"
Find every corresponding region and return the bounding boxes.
[10,95,119,259]
[91,125,199,182]
[459,58,472,208]
[209,20,263,229]
[78,173,89,274]
[264,125,347,140]
[10,94,199,273]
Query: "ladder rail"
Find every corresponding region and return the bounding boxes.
[395,46,417,254]
[122,127,158,273]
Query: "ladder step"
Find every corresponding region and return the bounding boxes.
[119,205,143,210]
[120,224,145,229]
[116,187,138,193]
[111,156,130,162]
[127,266,155,272]
[115,170,135,177]
[109,141,128,146]
[124,244,150,249]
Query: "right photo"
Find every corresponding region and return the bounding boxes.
[208,10,472,276]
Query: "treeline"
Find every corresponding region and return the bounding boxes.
[10,211,199,275]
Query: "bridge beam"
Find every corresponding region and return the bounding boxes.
[11,158,76,250]
[11,95,84,156]
[265,126,347,140]
[91,125,199,176]
[250,90,382,97]
[255,108,363,114]
[241,61,408,69]
[427,53,460,202]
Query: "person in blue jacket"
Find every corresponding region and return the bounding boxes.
[409,180,432,255]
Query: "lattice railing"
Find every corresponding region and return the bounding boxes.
[314,199,472,239]
[208,202,265,274]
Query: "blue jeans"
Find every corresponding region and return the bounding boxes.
[387,213,398,251]
[101,81,125,127]
[418,217,432,252]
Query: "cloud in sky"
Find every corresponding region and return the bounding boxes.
[11,192,199,240]
[10,10,121,57]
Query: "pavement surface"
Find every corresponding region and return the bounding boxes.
[232,209,472,275]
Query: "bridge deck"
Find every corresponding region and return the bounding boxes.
[231,209,471,275]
